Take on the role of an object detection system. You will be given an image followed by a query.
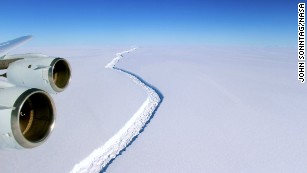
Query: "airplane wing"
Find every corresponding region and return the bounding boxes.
[0,36,71,150]
[0,36,32,58]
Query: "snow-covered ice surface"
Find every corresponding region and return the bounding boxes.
[106,46,307,173]
[0,47,148,173]
[70,48,162,173]
[0,46,306,173]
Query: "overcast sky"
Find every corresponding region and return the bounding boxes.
[0,0,298,47]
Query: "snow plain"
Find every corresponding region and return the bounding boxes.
[0,46,306,173]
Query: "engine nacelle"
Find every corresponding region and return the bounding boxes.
[0,87,55,149]
[6,56,71,94]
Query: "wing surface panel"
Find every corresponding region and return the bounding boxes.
[0,36,32,58]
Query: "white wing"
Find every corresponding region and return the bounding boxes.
[0,36,32,58]
[0,35,72,150]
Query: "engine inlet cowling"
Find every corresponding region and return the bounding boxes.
[11,89,55,148]
[6,56,71,94]
[49,58,71,93]
[0,87,55,149]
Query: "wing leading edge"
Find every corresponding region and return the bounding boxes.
[0,36,32,58]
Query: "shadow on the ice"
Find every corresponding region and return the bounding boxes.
[100,67,164,173]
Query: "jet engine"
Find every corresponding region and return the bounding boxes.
[6,54,71,94]
[0,87,55,149]
[0,36,71,150]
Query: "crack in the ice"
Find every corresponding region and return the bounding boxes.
[70,48,163,173]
